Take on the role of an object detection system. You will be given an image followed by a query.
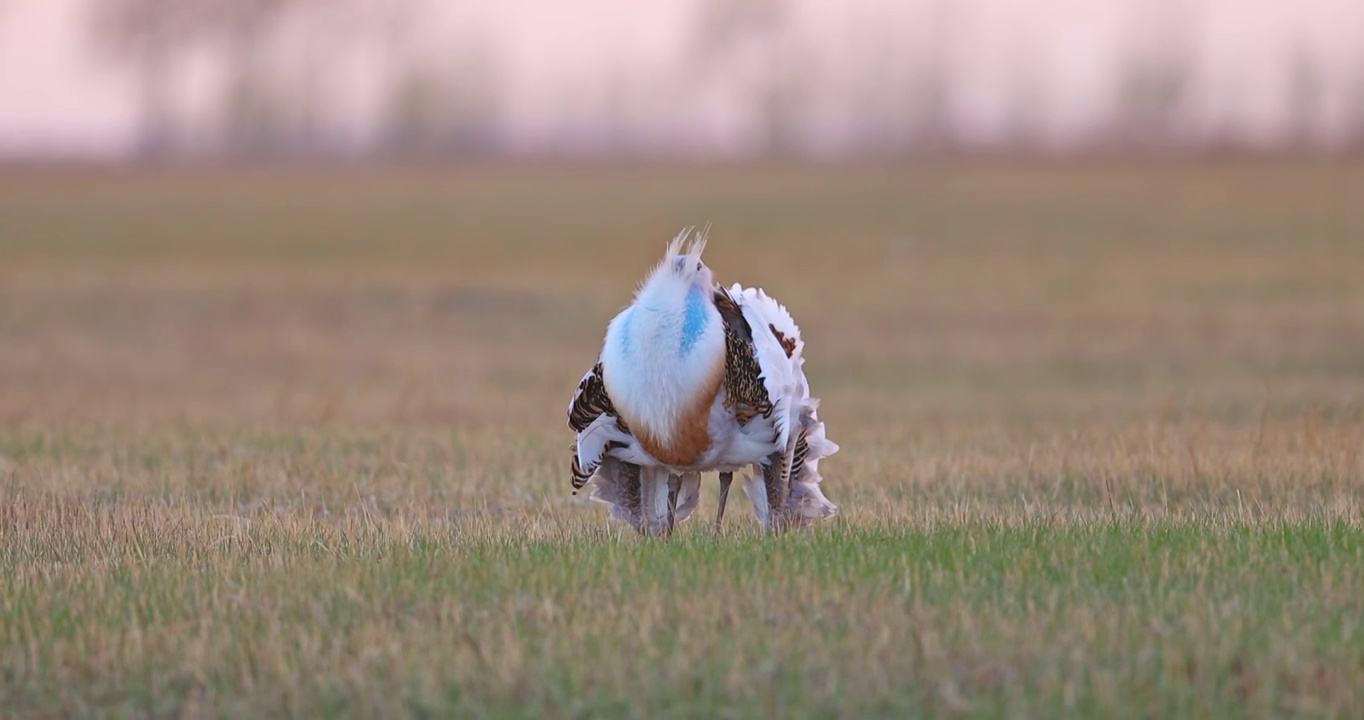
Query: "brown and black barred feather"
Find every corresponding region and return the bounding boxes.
[571,440,625,491]
[789,431,811,484]
[714,287,773,425]
[568,362,623,432]
[570,446,592,490]
[762,450,788,519]
[768,323,797,358]
[568,363,630,492]
[761,428,811,525]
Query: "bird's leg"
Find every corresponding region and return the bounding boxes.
[641,467,673,538]
[666,473,681,537]
[714,471,733,533]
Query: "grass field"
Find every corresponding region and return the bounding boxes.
[2,160,1363,718]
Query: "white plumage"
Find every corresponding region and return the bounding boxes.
[567,227,838,536]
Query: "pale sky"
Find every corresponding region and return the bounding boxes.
[1,0,1362,158]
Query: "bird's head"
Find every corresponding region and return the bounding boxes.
[662,225,715,292]
[624,225,722,319]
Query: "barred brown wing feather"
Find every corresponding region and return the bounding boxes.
[571,439,626,493]
[790,430,811,481]
[768,323,797,358]
[713,286,749,341]
[571,448,593,491]
[568,362,626,432]
[715,286,774,423]
[568,363,630,492]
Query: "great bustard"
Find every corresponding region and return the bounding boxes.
[567,227,838,536]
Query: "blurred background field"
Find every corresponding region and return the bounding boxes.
[3,160,1364,717]
[3,161,1362,436]
[3,0,1364,717]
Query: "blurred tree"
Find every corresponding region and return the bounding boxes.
[385,66,449,155]
[1109,1,1197,152]
[1001,40,1049,154]
[594,62,636,157]
[212,0,315,157]
[1111,54,1193,150]
[1199,78,1249,157]
[90,0,321,159]
[218,68,298,158]
[1351,71,1364,154]
[691,0,814,157]
[902,0,957,153]
[833,10,918,158]
[382,53,505,159]
[290,0,424,158]
[815,1,956,158]
[87,0,217,159]
[1285,39,1323,152]
[376,0,505,160]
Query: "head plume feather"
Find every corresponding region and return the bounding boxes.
[634,224,714,294]
[661,224,710,267]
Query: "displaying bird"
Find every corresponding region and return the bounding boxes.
[567,227,839,536]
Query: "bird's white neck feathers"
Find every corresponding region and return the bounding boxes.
[600,228,726,466]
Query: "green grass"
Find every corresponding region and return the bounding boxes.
[4,500,1361,718]
[1,160,1363,717]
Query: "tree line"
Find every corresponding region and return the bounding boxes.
[85,0,1364,161]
